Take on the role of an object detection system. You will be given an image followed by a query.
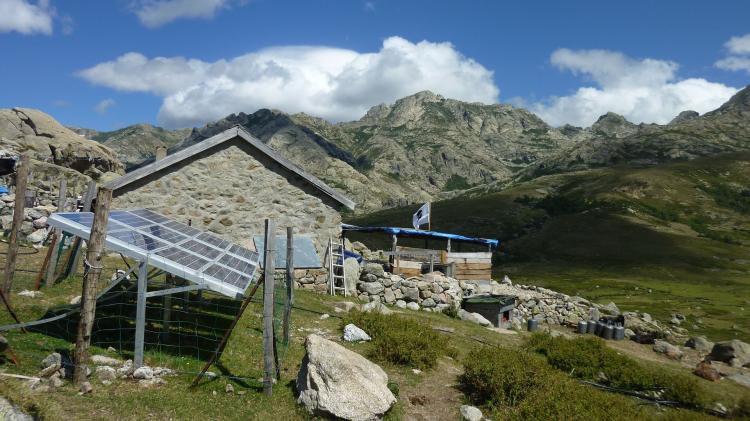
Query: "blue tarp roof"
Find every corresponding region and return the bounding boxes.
[341,224,499,248]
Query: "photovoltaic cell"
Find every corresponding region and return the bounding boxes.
[48,209,260,298]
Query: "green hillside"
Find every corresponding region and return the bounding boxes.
[347,152,750,341]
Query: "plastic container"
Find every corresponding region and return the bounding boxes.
[602,324,614,340]
[577,320,588,334]
[527,318,539,332]
[587,320,597,334]
[595,320,605,336]
[613,325,625,340]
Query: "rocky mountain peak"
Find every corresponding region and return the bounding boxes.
[712,85,750,114]
[669,110,700,125]
[591,112,638,138]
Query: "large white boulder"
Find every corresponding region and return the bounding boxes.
[459,309,491,327]
[297,334,396,421]
[343,324,372,342]
[343,257,360,293]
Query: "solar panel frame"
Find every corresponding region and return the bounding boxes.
[48,209,260,299]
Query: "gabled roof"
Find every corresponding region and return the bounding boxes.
[104,126,356,210]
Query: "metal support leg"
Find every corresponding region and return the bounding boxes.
[134,261,148,368]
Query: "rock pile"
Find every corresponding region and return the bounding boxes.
[0,193,58,246]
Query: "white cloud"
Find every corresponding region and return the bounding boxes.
[532,48,737,127]
[95,98,116,114]
[0,0,54,35]
[78,36,499,127]
[715,33,750,75]
[725,34,750,55]
[133,0,231,28]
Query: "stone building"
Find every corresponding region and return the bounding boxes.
[105,126,355,259]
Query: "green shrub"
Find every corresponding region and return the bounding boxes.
[524,334,708,409]
[341,311,453,369]
[459,347,645,420]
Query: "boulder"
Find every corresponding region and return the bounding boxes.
[709,340,750,367]
[344,258,360,293]
[133,366,154,380]
[362,301,393,316]
[402,287,419,302]
[96,366,117,383]
[334,301,359,313]
[602,302,620,315]
[297,334,396,420]
[685,336,714,354]
[32,216,47,229]
[693,361,721,382]
[362,262,385,278]
[359,282,384,296]
[26,229,47,244]
[653,340,683,360]
[459,405,483,421]
[383,288,396,304]
[459,310,491,327]
[90,355,122,367]
[395,300,407,309]
[343,324,371,342]
[406,302,420,311]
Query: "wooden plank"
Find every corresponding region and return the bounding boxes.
[68,180,97,276]
[445,258,492,264]
[2,154,29,298]
[73,187,112,384]
[446,252,492,259]
[395,268,421,277]
[393,260,422,269]
[454,270,493,276]
[454,263,492,270]
[455,274,494,280]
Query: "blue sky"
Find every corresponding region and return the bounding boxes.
[1,0,748,131]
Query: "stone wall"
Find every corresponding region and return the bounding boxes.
[112,139,344,257]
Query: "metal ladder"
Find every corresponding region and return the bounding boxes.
[328,237,347,296]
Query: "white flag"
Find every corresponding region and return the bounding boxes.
[412,203,430,230]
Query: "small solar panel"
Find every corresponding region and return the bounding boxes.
[48,209,261,298]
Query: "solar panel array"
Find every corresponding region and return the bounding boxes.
[48,209,260,298]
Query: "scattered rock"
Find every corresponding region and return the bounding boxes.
[653,340,683,360]
[132,366,154,380]
[26,229,47,244]
[334,301,359,313]
[320,313,330,320]
[90,355,122,367]
[709,340,750,367]
[343,324,371,342]
[225,383,234,394]
[362,262,385,278]
[296,334,396,420]
[685,336,714,354]
[693,361,721,382]
[362,301,392,315]
[116,360,134,377]
[139,378,166,388]
[406,302,420,311]
[395,300,407,309]
[41,353,62,370]
[0,396,33,420]
[459,404,483,421]
[78,381,93,395]
[458,309,491,327]
[602,302,620,315]
[501,275,512,285]
[95,366,117,383]
[17,290,42,298]
[69,295,81,305]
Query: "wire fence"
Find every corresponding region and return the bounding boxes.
[0,237,292,383]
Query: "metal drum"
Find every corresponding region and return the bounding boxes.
[577,320,588,334]
[614,325,625,340]
[595,320,605,336]
[527,318,539,332]
[602,324,614,340]
[587,320,597,334]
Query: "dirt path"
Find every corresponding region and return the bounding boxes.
[395,357,464,421]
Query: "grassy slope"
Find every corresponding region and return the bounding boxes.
[347,153,750,341]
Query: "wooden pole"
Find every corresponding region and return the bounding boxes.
[44,178,67,287]
[2,154,30,298]
[73,187,112,384]
[33,232,56,290]
[67,180,97,276]
[283,227,294,346]
[262,219,277,396]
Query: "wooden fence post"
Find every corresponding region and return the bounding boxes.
[43,178,67,287]
[283,227,294,345]
[67,180,97,276]
[2,154,30,298]
[262,219,277,396]
[73,187,112,384]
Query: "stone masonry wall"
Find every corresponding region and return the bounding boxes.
[112,140,343,257]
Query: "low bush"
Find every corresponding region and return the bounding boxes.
[459,347,646,420]
[524,334,708,409]
[341,311,453,369]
